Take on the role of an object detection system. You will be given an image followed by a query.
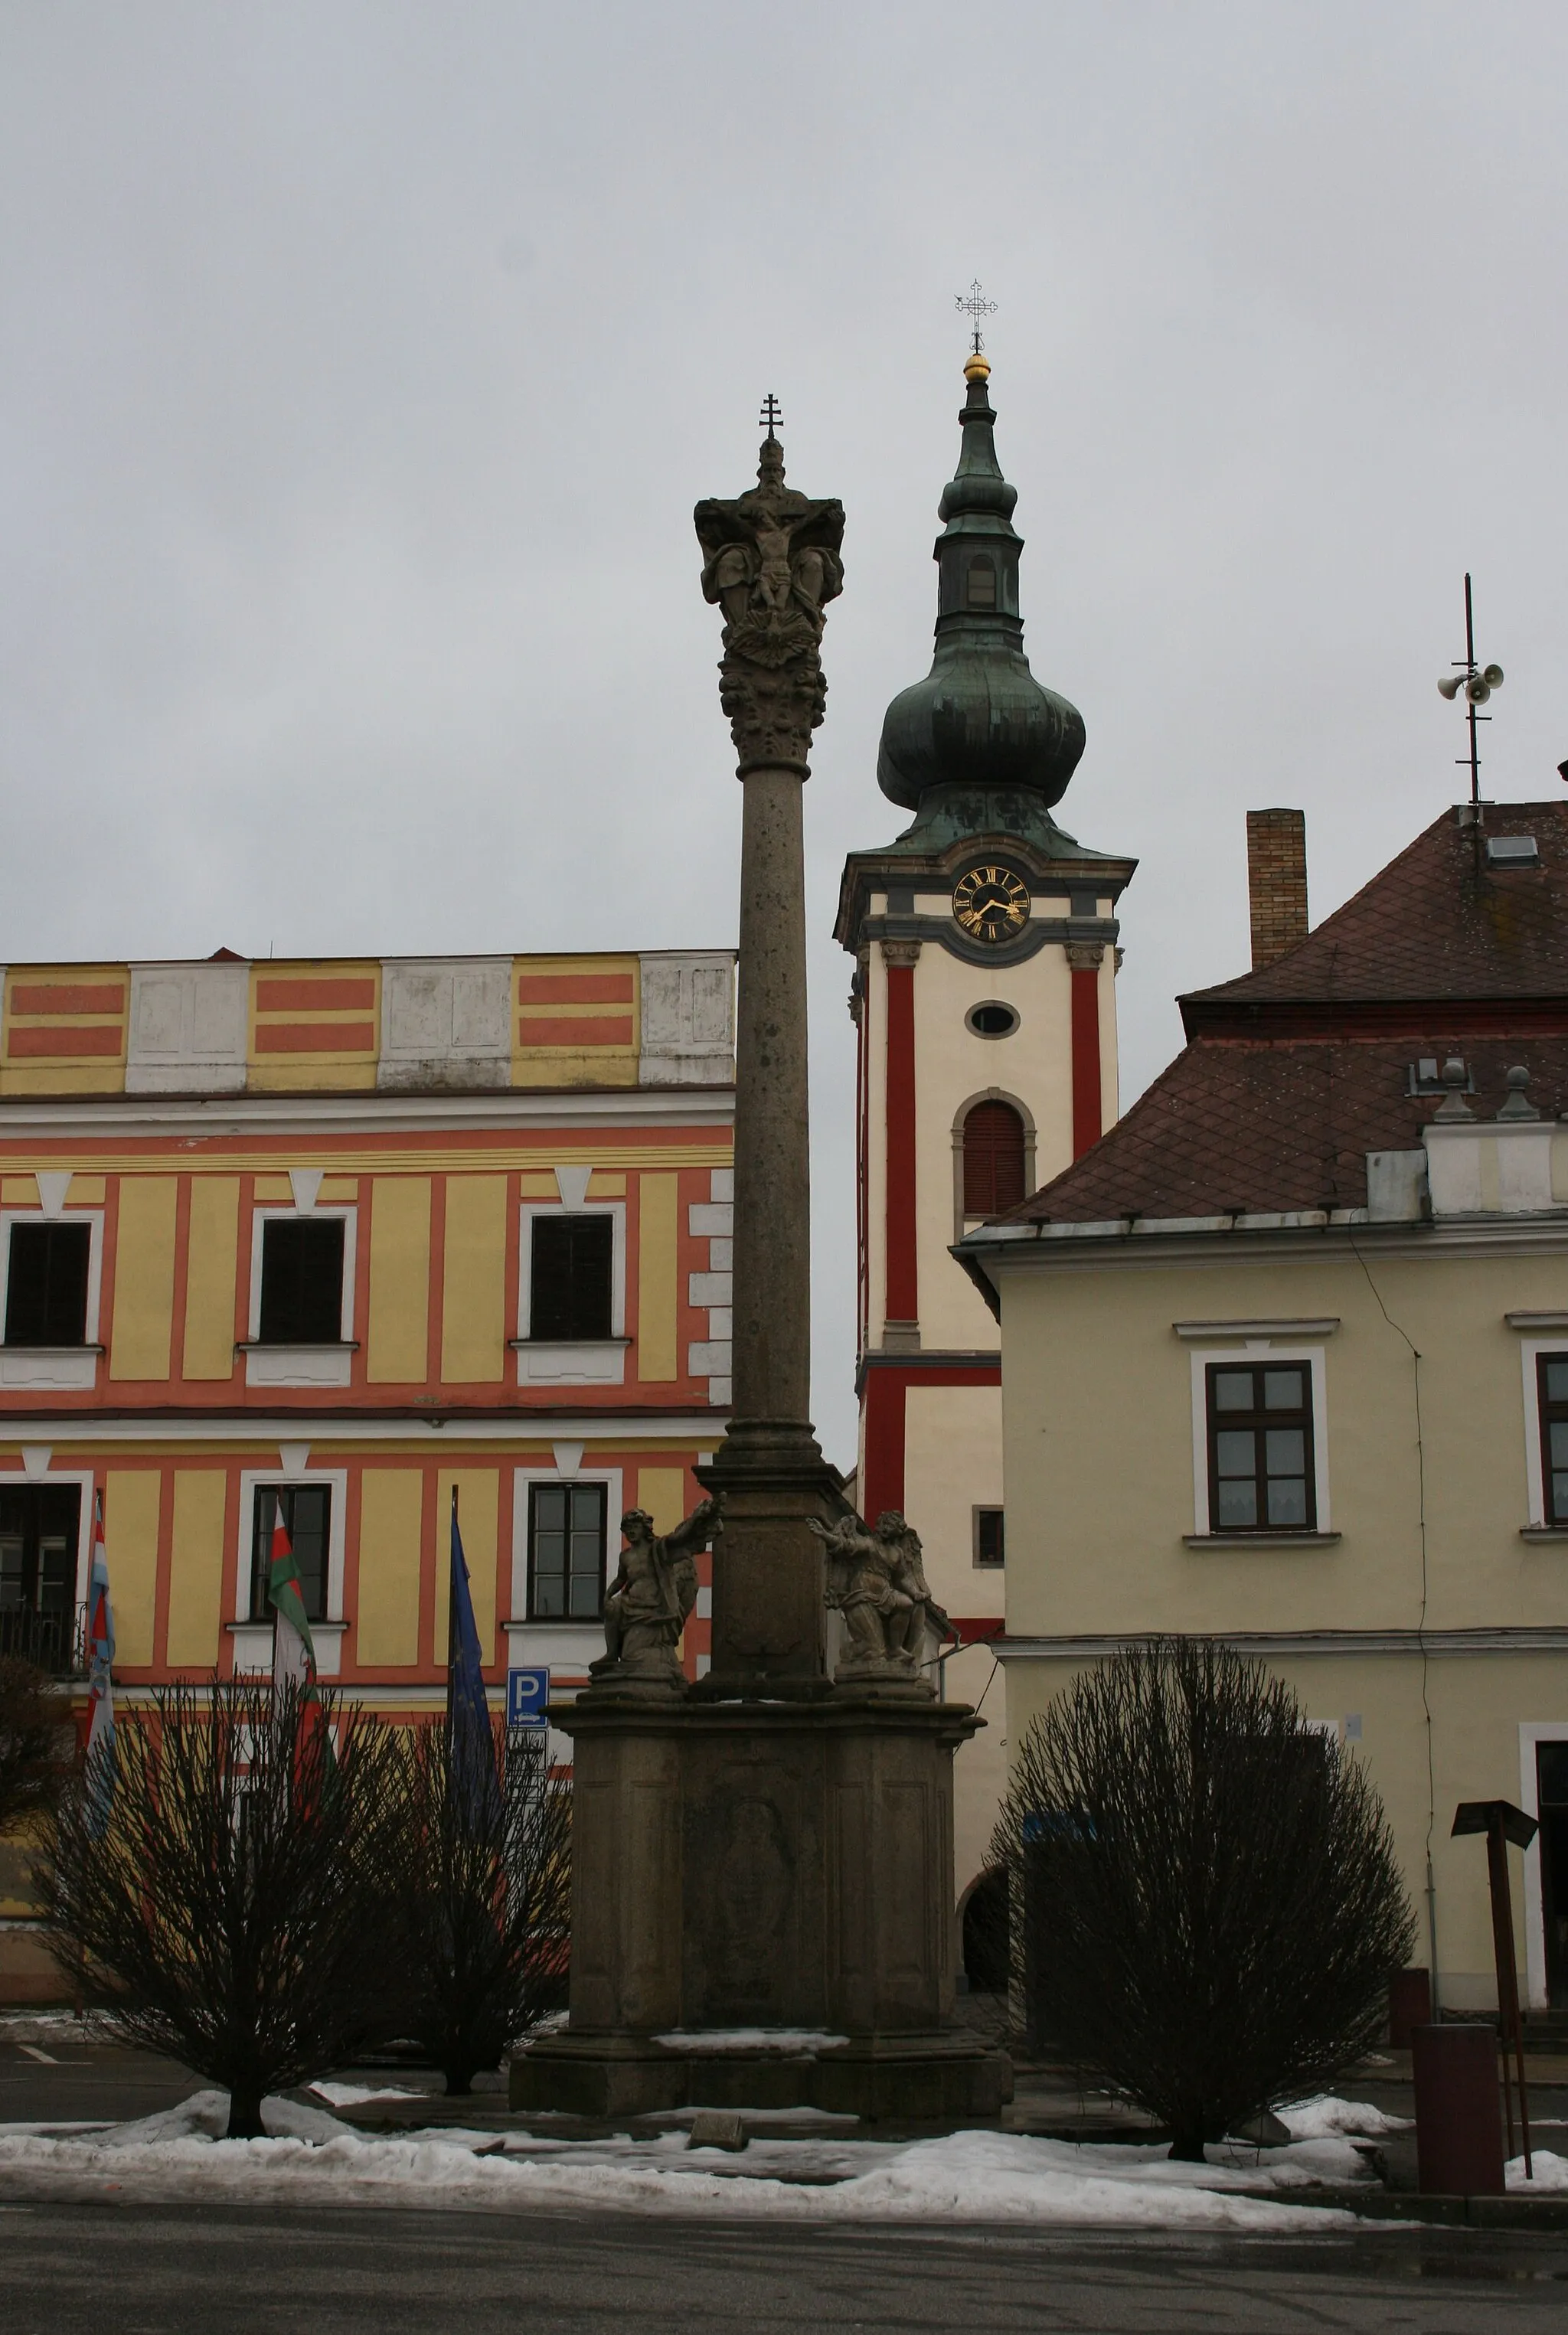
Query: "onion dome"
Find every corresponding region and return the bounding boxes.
[876,356,1086,812]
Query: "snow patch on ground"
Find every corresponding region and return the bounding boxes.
[0,2104,1357,2228]
[648,2105,861,2128]
[1510,2150,1568,2190]
[1276,2095,1411,2141]
[93,2090,360,2147]
[651,2030,850,2054]
[310,2082,427,2108]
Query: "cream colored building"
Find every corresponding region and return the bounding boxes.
[959,802,1568,2015]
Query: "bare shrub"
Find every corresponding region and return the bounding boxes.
[393,1723,571,2094]
[43,1674,408,2138]
[991,1638,1415,2158]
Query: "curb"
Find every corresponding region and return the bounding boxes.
[1236,2185,1568,2230]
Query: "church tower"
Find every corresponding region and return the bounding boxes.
[834,349,1136,1915]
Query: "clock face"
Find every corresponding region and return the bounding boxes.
[953,864,1031,943]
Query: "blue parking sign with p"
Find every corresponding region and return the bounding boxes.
[507,1666,550,1728]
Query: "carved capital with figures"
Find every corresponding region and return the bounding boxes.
[696,434,844,779]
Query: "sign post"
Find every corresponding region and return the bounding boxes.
[506,1666,550,1730]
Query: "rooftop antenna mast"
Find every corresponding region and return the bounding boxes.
[1437,573,1504,805]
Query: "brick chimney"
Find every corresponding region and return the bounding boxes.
[1246,808,1308,968]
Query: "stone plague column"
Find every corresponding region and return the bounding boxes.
[692,426,846,1690]
[512,414,1010,2124]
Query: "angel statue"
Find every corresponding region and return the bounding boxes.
[808,1509,952,1686]
[588,1494,724,1694]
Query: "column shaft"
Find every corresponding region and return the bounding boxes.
[730,766,812,1425]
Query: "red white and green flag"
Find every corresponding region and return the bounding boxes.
[266,1500,328,1789]
[266,1502,317,1689]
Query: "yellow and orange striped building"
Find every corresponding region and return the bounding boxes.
[0,945,735,1998]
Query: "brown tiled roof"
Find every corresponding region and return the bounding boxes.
[1005,1037,1568,1223]
[1005,800,1568,1226]
[1181,802,1568,1035]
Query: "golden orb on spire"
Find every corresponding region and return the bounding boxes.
[963,351,991,383]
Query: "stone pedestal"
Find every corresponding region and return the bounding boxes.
[512,1693,1011,2118]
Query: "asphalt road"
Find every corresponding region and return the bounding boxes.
[2,2201,1568,2334]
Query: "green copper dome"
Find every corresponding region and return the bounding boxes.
[877,360,1086,812]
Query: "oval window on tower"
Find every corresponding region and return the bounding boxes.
[966,1001,1019,1040]
[963,1099,1027,1216]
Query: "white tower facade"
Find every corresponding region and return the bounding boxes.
[834,354,1136,1936]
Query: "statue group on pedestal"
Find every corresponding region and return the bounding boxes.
[589,1495,724,1694]
[810,1509,950,1686]
[587,1491,949,1697]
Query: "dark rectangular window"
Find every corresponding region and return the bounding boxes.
[965,560,997,609]
[257,1217,345,1345]
[528,1482,607,1620]
[5,1222,90,1347]
[975,1508,1005,1568]
[1539,1357,1568,1527]
[529,1215,612,1342]
[250,1484,331,1624]
[0,1484,81,1668]
[1206,1362,1315,1532]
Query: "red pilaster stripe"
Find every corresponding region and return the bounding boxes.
[861,1367,906,1521]
[1070,965,1102,1160]
[884,962,918,1324]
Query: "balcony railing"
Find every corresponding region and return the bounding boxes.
[0,1602,87,1677]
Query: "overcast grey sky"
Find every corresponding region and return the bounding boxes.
[4,5,1565,1465]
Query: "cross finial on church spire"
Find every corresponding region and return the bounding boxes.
[956,279,997,355]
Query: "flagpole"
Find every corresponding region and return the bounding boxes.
[446,1484,459,1745]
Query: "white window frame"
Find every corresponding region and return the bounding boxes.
[1517,1338,1567,1528]
[514,1200,627,1386]
[1519,1720,1568,2010]
[0,1467,96,1609]
[231,1465,348,1675]
[244,1205,358,1390]
[0,1209,106,1389]
[247,1206,358,1344]
[1187,1341,1332,1538]
[507,1461,622,1678]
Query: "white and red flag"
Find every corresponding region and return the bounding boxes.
[84,1491,116,1834]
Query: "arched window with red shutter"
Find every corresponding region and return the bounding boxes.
[962,1099,1027,1216]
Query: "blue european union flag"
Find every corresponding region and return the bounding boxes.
[447,1492,502,1831]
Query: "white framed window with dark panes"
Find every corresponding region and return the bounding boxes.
[508,1468,622,1654]
[525,1482,609,1621]
[243,1207,356,1389]
[514,1200,626,1385]
[1187,1346,1331,1540]
[0,1480,86,1670]
[230,1471,348,1672]
[1537,1355,1568,1528]
[0,1210,104,1387]
[249,1484,332,1623]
